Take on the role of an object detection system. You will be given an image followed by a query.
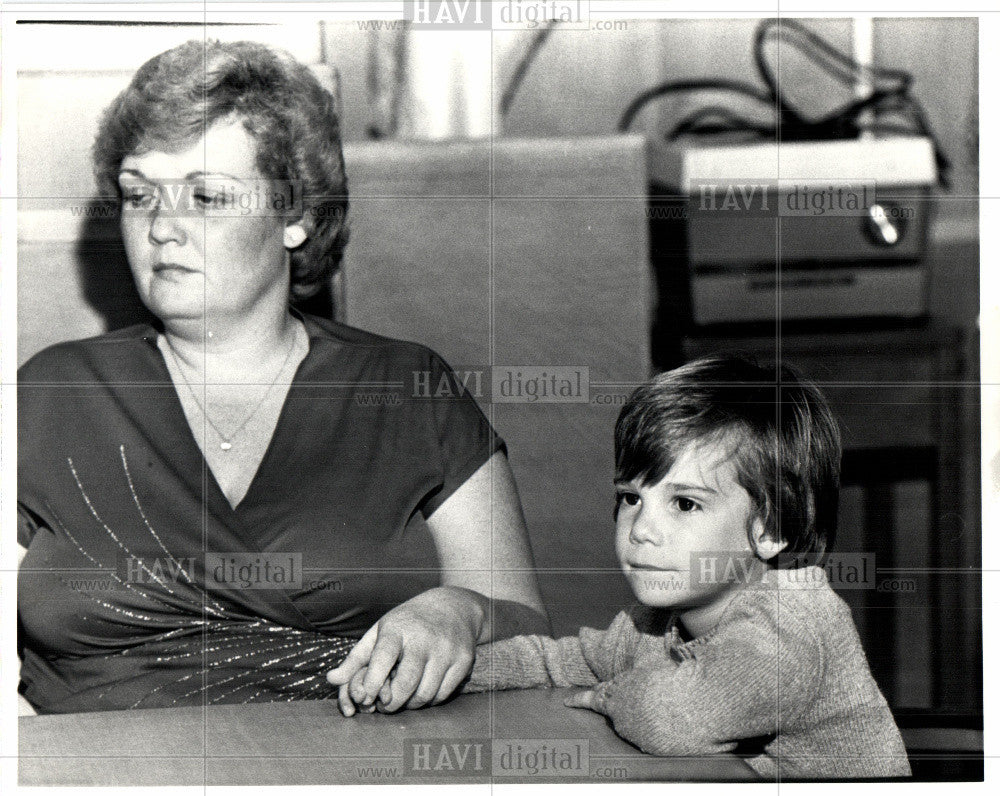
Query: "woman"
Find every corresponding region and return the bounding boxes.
[17,39,548,715]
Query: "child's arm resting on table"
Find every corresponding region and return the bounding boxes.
[461,607,645,692]
[568,601,823,757]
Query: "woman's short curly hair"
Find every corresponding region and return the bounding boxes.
[93,39,349,301]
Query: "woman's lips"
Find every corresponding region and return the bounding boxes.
[154,262,197,273]
[628,563,674,571]
[153,263,199,278]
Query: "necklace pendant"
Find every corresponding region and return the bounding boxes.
[220,441,233,452]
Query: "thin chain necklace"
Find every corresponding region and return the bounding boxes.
[162,325,301,452]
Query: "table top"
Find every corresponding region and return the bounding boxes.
[19,688,757,785]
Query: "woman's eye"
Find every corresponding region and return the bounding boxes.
[193,192,223,208]
[124,191,155,209]
[674,497,700,513]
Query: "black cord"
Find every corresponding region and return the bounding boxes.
[753,17,913,121]
[500,20,559,117]
[618,18,950,186]
[668,106,774,141]
[618,79,773,135]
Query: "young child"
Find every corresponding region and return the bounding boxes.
[459,355,910,779]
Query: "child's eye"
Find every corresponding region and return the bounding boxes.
[674,497,701,513]
[615,491,640,508]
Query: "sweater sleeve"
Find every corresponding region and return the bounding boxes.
[462,609,643,692]
[598,596,824,757]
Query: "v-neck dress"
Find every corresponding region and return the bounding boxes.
[17,313,504,713]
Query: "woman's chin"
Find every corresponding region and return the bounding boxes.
[143,287,210,323]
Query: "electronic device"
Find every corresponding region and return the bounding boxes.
[647,136,937,327]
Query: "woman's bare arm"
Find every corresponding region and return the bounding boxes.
[428,451,550,640]
[328,451,550,713]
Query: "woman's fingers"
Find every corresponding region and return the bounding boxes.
[378,678,393,706]
[404,656,452,710]
[327,625,378,686]
[430,654,475,705]
[338,668,380,717]
[330,626,378,717]
[338,683,356,717]
[373,679,393,712]
[378,648,427,712]
[349,668,369,705]
[361,632,404,704]
[338,667,371,717]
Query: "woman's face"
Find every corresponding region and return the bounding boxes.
[118,119,295,325]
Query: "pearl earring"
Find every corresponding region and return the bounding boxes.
[284,225,307,248]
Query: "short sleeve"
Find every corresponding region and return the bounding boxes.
[17,504,42,549]
[418,352,506,518]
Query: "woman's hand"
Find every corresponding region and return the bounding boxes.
[341,666,391,715]
[327,585,482,716]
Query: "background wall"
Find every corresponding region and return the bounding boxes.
[323,16,979,325]
[487,18,978,194]
[18,17,979,214]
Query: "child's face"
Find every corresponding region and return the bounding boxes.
[614,438,765,619]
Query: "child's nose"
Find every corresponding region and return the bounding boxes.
[628,507,662,545]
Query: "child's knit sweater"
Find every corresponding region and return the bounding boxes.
[462,566,910,779]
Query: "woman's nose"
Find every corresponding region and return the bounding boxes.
[148,199,188,246]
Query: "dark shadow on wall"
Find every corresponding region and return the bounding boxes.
[75,199,157,332]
